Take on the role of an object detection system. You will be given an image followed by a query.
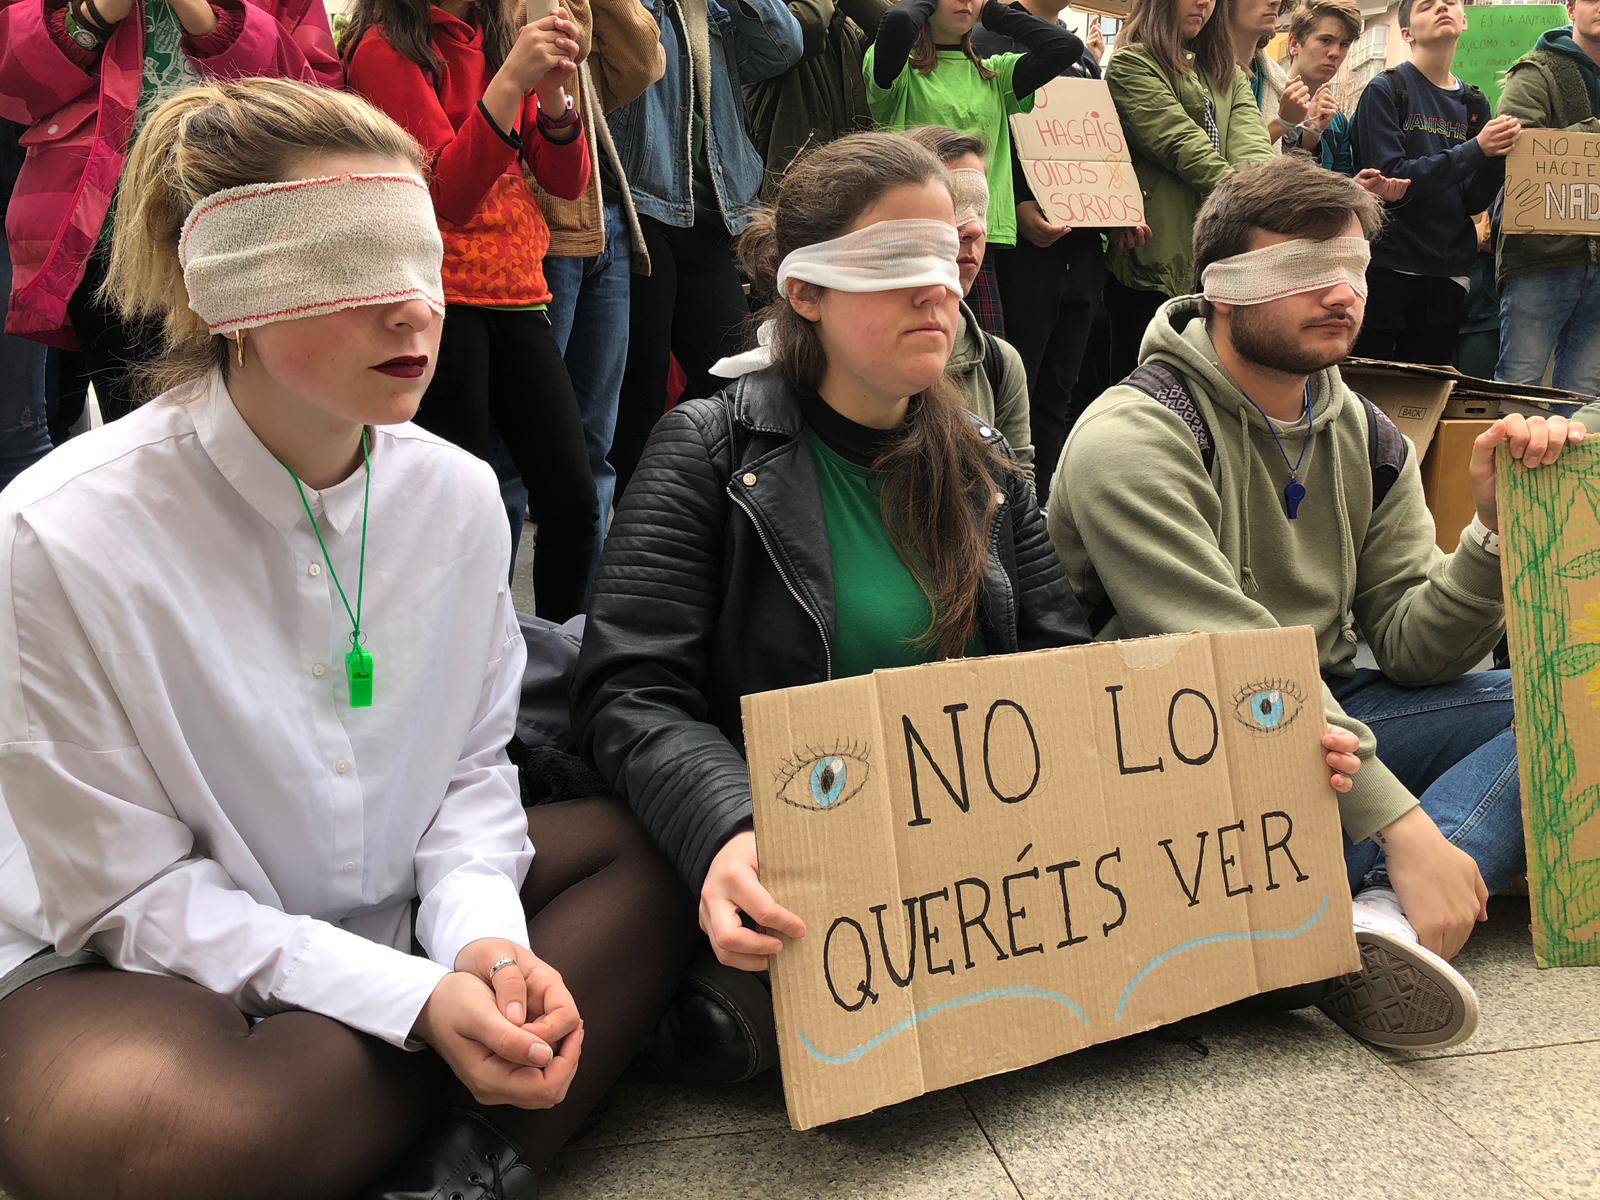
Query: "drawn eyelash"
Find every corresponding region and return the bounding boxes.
[1231,677,1307,706]
[774,737,872,787]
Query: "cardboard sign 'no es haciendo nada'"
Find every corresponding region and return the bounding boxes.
[744,628,1358,1130]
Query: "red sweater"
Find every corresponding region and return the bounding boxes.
[347,8,590,307]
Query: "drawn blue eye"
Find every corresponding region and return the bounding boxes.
[811,756,849,806]
[1230,680,1307,736]
[1250,691,1286,728]
[775,742,872,812]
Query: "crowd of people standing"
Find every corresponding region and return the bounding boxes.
[0,0,1597,1195]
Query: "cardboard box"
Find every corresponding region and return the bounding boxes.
[1498,442,1600,966]
[1421,420,1494,552]
[744,628,1359,1130]
[1342,358,1591,461]
[1341,359,1457,458]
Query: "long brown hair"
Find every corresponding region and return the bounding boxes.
[103,79,425,400]
[341,0,518,76]
[739,132,1009,659]
[909,25,997,80]
[1120,0,1237,86]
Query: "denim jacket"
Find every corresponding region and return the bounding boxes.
[609,0,802,234]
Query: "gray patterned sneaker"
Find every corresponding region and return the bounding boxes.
[1317,887,1480,1051]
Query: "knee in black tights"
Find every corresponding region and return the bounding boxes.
[0,970,438,1200]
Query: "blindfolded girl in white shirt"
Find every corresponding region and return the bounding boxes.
[0,76,693,1200]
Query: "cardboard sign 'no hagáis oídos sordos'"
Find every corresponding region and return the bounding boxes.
[1008,77,1145,230]
[744,627,1358,1130]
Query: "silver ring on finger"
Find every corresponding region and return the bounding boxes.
[487,956,518,982]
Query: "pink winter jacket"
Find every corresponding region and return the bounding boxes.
[0,0,343,346]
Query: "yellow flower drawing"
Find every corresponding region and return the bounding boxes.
[1575,596,1600,707]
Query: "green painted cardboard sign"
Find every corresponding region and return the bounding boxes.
[1456,4,1568,110]
[1499,442,1600,967]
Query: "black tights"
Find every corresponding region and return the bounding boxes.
[0,797,696,1200]
[415,305,600,622]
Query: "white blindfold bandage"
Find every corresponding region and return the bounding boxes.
[713,218,963,379]
[949,167,990,230]
[179,173,446,335]
[1200,236,1371,306]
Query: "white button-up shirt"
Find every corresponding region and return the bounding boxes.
[0,372,533,1047]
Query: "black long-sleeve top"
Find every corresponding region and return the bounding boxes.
[871,0,1082,96]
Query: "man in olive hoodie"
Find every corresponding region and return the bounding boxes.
[1049,155,1595,1051]
[1495,0,1600,393]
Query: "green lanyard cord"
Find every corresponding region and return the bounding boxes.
[280,430,371,650]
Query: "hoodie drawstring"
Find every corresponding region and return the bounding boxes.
[1330,398,1359,647]
[1237,408,1259,593]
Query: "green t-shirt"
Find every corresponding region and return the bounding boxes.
[863,46,1032,247]
[101,1,200,244]
[804,427,983,679]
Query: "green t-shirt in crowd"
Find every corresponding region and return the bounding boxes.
[101,1,200,244]
[863,46,1032,247]
[804,427,983,679]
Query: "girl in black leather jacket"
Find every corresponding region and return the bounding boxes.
[572,131,1093,1078]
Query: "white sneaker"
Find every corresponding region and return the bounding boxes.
[1317,886,1480,1051]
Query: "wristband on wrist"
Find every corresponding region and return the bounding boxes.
[73,0,119,37]
[1469,513,1501,556]
[536,93,578,128]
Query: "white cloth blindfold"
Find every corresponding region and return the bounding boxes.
[713,218,962,379]
[179,173,446,335]
[1200,236,1371,306]
[949,168,990,230]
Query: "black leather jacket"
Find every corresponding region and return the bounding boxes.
[572,371,1091,889]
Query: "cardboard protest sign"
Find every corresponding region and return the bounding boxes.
[1505,130,1600,237]
[1009,78,1144,228]
[1454,5,1566,110]
[745,628,1358,1130]
[1499,443,1600,967]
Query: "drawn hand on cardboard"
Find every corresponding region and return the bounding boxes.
[775,740,872,812]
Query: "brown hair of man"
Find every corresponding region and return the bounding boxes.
[900,125,989,164]
[1288,0,1361,43]
[1193,152,1383,280]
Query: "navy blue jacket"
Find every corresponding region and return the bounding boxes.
[1352,62,1503,278]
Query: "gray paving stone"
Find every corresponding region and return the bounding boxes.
[545,1088,1019,1200]
[960,1008,1540,1200]
[1399,1042,1600,1200]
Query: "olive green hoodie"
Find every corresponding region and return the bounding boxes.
[1046,296,1507,841]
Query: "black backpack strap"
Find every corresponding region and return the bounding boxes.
[1122,360,1215,472]
[1359,394,1408,511]
[981,330,1004,398]
[1382,66,1408,126]
[1462,83,1491,134]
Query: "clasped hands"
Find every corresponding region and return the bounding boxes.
[412,937,584,1109]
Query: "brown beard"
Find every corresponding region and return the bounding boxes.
[1228,305,1361,376]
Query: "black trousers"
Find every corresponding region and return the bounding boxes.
[65,245,162,423]
[1104,273,1171,386]
[614,215,750,498]
[992,232,1106,501]
[1352,267,1468,366]
[416,305,598,623]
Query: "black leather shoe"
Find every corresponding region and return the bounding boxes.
[632,949,778,1085]
[362,1108,538,1200]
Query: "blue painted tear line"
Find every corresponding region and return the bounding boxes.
[1113,893,1331,1022]
[797,986,1091,1066]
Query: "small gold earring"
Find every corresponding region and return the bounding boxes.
[234,331,246,369]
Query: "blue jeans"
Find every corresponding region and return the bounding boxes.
[1332,669,1523,896]
[544,201,632,574]
[1496,265,1600,395]
[0,253,52,492]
